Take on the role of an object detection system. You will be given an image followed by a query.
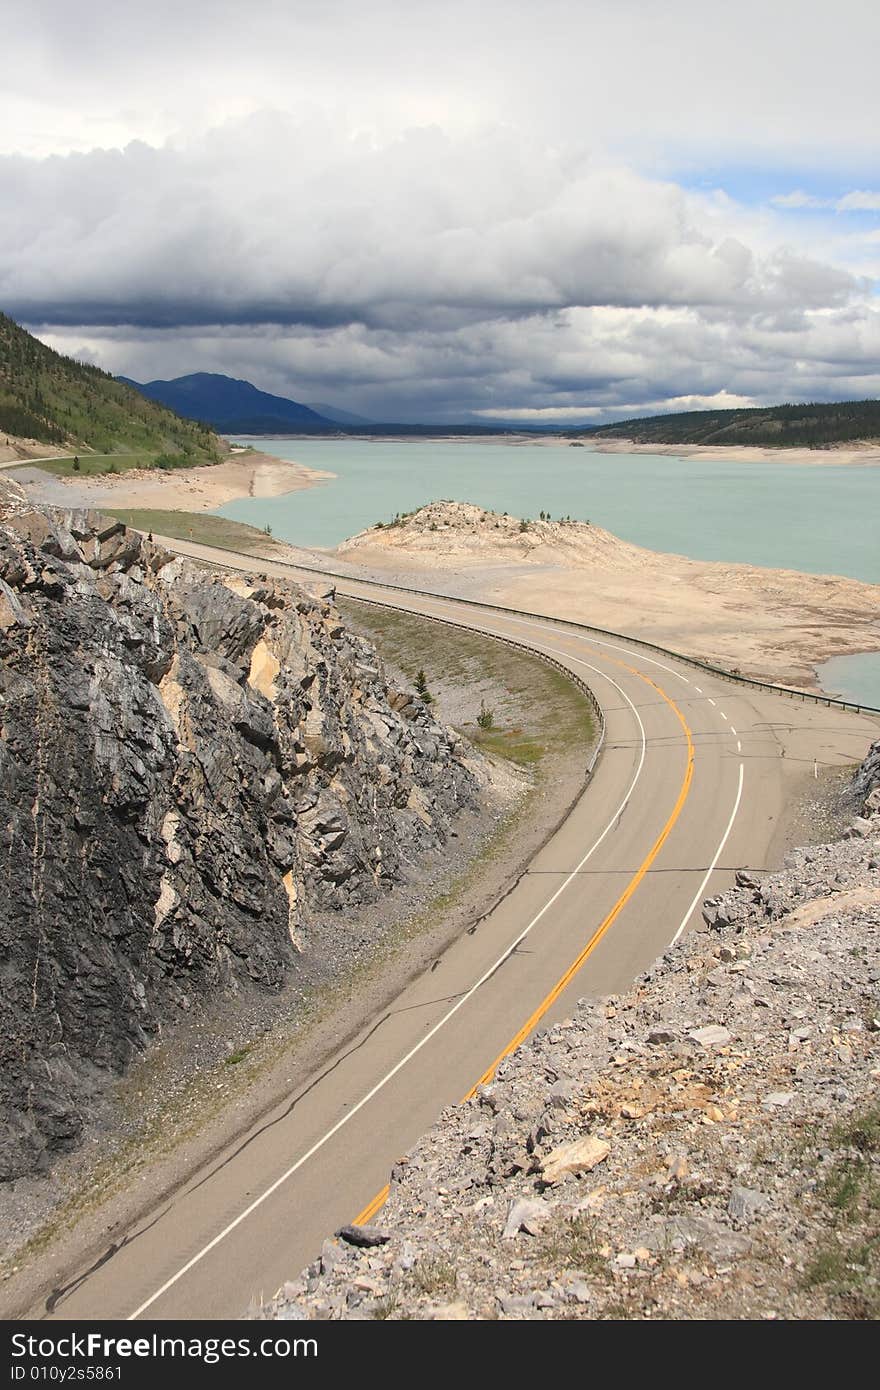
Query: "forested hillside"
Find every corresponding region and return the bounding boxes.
[0,314,221,459]
[575,400,880,448]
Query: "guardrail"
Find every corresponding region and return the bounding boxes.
[165,536,880,717]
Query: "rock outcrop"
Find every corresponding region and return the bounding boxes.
[261,742,880,1321]
[0,484,481,1179]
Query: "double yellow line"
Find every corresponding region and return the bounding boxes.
[354,664,695,1227]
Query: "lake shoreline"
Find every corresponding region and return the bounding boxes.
[8,448,334,513]
[12,442,880,705]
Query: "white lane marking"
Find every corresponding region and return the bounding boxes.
[730,725,737,737]
[737,740,742,752]
[128,651,648,1320]
[670,762,744,946]
[709,698,717,707]
[694,686,703,694]
[720,711,728,720]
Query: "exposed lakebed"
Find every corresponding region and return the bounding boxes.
[218,438,880,705]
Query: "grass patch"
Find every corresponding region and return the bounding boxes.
[539,1215,605,1276]
[371,1289,400,1319]
[801,1104,880,1317]
[337,601,595,771]
[18,453,158,477]
[412,1256,458,1297]
[106,508,286,556]
[831,1107,880,1155]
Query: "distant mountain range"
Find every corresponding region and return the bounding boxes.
[574,400,880,448]
[112,366,880,448]
[117,372,340,435]
[117,373,503,436]
[306,402,375,426]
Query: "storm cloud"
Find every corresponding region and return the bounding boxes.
[3,1,880,421]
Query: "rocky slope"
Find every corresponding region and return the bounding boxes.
[263,741,880,1321]
[0,481,483,1180]
[338,501,648,570]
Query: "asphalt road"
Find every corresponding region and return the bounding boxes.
[33,553,879,1320]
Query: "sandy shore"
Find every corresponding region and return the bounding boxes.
[10,449,334,512]
[333,502,880,692]
[583,438,880,466]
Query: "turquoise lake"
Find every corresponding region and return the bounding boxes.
[218,438,880,706]
[220,438,880,583]
[817,652,880,708]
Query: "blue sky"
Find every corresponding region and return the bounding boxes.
[2,0,879,422]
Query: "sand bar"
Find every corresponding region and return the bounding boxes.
[8,449,334,512]
[334,501,880,692]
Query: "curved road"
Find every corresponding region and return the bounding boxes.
[30,553,879,1320]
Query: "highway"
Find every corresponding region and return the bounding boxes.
[31,551,879,1320]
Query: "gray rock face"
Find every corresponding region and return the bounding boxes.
[0,492,480,1178]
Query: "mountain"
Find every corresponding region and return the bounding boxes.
[572,400,880,448]
[119,372,513,436]
[306,402,375,426]
[121,372,339,435]
[0,315,221,458]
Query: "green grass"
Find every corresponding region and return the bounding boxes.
[801,1105,880,1316]
[538,1215,605,1275]
[337,603,595,770]
[106,508,286,555]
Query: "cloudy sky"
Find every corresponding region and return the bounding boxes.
[3,0,879,422]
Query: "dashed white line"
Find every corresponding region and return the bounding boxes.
[720,711,728,720]
[708,698,716,707]
[128,648,648,1321]
[730,725,737,736]
[737,739,742,752]
[670,762,745,946]
[694,686,703,694]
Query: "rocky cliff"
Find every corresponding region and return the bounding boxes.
[0,483,481,1179]
[263,741,880,1321]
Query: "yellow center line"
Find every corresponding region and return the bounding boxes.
[462,671,693,1097]
[353,653,695,1227]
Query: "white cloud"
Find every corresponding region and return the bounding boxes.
[3,1,880,166]
[771,192,830,209]
[836,190,880,212]
[6,2,880,420]
[0,116,861,338]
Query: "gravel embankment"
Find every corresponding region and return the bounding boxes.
[261,741,880,1321]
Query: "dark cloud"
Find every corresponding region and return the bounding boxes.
[0,116,863,335]
[4,2,879,420]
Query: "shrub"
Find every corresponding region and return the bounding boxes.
[477,701,494,730]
